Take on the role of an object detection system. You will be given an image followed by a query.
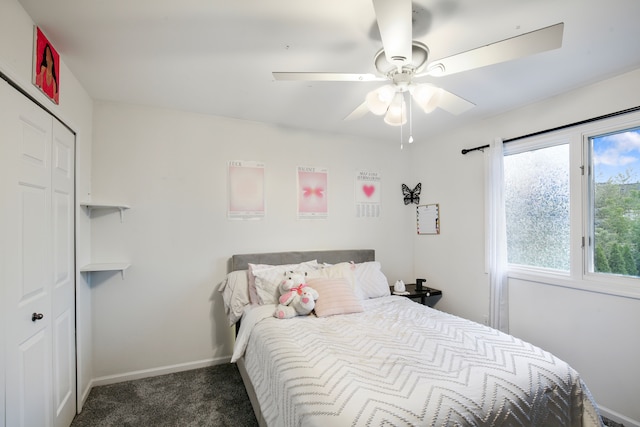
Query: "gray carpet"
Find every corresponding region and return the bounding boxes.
[71,363,258,427]
[603,418,625,427]
[72,363,622,427]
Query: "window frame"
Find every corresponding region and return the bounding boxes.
[502,110,640,300]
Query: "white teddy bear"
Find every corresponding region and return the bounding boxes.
[274,272,319,319]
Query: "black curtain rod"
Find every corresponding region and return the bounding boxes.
[461,105,640,155]
[0,70,76,135]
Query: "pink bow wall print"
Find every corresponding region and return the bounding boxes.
[297,166,328,218]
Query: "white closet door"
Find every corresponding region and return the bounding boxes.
[2,79,54,427]
[51,119,76,427]
[1,80,76,427]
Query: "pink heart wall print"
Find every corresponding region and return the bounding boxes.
[355,171,381,218]
[362,184,375,198]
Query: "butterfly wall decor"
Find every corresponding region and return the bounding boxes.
[402,183,421,205]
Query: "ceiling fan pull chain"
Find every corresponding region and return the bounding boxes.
[400,93,404,150]
[409,94,414,144]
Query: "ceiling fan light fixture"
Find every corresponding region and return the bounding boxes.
[411,83,443,113]
[384,92,407,126]
[365,85,395,115]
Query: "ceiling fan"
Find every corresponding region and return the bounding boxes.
[273,0,564,127]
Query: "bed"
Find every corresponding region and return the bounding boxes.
[219,249,603,427]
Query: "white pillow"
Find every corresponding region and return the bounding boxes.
[307,262,356,289]
[353,261,390,299]
[253,260,319,305]
[218,270,250,326]
[247,263,270,305]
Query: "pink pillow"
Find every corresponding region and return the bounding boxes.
[308,277,364,318]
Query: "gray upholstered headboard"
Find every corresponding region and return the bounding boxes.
[229,249,375,272]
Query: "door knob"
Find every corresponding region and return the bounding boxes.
[32,313,44,322]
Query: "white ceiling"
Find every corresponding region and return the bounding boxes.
[17,0,640,143]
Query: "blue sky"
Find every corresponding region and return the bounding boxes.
[592,128,640,183]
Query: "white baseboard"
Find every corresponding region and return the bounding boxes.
[599,405,640,427]
[90,356,231,388]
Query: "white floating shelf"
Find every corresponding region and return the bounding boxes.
[80,262,131,279]
[81,202,130,222]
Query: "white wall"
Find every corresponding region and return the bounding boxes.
[408,122,490,324]
[0,0,94,411]
[410,68,640,424]
[89,101,415,381]
[509,278,640,425]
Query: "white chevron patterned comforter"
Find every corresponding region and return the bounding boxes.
[235,296,602,427]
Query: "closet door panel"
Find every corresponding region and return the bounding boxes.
[21,185,50,297]
[53,308,73,419]
[19,328,52,427]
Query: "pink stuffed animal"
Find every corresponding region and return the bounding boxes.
[274,272,319,319]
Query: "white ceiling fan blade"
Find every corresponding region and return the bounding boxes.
[424,23,564,77]
[372,0,413,68]
[437,89,475,115]
[272,72,384,82]
[344,101,370,121]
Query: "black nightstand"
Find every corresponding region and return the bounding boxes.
[390,283,442,307]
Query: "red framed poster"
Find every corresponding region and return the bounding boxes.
[33,26,60,104]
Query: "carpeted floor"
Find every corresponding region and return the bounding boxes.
[71,363,258,427]
[72,363,623,427]
[603,418,625,427]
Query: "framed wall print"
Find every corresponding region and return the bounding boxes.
[297,166,328,219]
[417,204,440,235]
[33,26,60,104]
[227,160,265,220]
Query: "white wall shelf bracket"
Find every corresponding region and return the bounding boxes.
[80,202,131,222]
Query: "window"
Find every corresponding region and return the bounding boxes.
[589,127,640,278]
[502,110,640,294]
[504,143,570,271]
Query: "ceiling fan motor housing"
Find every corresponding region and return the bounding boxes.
[374,42,430,77]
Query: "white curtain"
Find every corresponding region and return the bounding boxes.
[487,138,509,333]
